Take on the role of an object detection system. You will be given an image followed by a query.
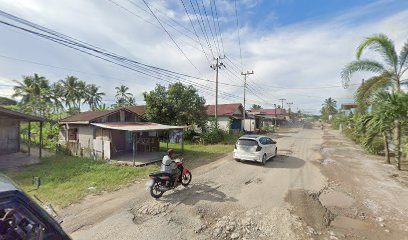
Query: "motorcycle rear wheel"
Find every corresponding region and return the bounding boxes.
[150,181,164,199]
[181,172,192,187]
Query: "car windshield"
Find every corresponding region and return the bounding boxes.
[237,139,258,146]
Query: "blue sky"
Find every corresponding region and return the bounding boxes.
[0,0,408,114]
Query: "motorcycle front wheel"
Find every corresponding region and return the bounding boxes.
[181,172,192,187]
[150,181,164,199]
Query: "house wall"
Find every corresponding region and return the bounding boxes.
[0,117,19,154]
[217,116,230,131]
[77,125,94,150]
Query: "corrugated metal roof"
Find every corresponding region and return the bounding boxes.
[59,106,145,123]
[91,122,186,132]
[0,106,45,121]
[206,103,242,116]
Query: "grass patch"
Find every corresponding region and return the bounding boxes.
[160,142,233,168]
[5,143,232,208]
[6,155,158,208]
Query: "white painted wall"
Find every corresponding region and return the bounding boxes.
[244,119,256,132]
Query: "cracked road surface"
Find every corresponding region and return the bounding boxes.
[61,128,326,239]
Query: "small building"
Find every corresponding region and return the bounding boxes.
[59,106,185,166]
[206,103,244,134]
[0,106,45,157]
[341,103,358,115]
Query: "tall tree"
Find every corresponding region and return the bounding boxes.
[251,104,262,110]
[321,97,338,121]
[85,84,105,110]
[113,85,135,107]
[144,83,207,129]
[12,73,50,115]
[61,75,80,110]
[341,33,408,170]
[49,82,65,114]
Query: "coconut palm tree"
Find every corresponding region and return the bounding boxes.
[341,33,408,170]
[85,84,105,110]
[13,74,49,104]
[61,75,79,110]
[13,74,51,115]
[114,85,134,107]
[49,82,65,114]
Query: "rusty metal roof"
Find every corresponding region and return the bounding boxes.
[0,106,45,122]
[91,122,185,132]
[59,106,146,124]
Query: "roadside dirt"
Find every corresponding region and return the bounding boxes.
[60,127,408,240]
[313,128,408,240]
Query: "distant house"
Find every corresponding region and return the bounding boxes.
[0,106,45,156]
[246,108,288,130]
[58,106,185,165]
[206,103,244,134]
[340,103,358,116]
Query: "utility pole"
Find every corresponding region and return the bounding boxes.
[273,103,277,126]
[279,98,286,109]
[210,56,224,128]
[241,70,254,130]
[287,102,293,118]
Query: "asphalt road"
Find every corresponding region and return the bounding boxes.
[61,128,326,240]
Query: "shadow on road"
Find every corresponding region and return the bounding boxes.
[239,155,305,169]
[160,182,237,205]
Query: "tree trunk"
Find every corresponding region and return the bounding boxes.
[395,76,402,170]
[396,121,402,170]
[383,132,390,164]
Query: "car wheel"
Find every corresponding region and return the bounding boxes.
[261,154,267,165]
[234,158,241,162]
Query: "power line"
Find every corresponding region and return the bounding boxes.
[141,0,202,75]
[211,0,225,56]
[199,0,220,56]
[234,0,243,70]
[179,0,211,65]
[189,0,215,58]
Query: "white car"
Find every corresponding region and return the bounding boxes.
[233,135,277,165]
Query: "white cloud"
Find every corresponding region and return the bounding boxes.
[0,0,407,114]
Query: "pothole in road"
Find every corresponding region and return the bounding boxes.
[285,189,335,230]
[130,201,172,224]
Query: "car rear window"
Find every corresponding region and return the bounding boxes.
[237,139,258,146]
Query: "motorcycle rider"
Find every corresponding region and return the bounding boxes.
[161,149,181,185]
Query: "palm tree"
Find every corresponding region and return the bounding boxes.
[61,76,79,110]
[13,74,49,104]
[321,97,338,120]
[49,82,65,114]
[76,80,86,111]
[115,85,132,99]
[114,85,134,107]
[341,33,408,170]
[85,84,105,110]
[13,74,50,115]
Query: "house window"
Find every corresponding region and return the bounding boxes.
[68,128,78,141]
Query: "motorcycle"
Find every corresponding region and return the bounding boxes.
[147,159,192,199]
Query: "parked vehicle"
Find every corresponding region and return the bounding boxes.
[233,135,277,165]
[147,159,192,199]
[0,174,71,240]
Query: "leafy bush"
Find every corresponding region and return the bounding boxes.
[362,136,384,154]
[201,128,226,144]
[183,129,201,143]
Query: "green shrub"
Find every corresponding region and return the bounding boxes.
[362,137,384,154]
[201,128,226,144]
